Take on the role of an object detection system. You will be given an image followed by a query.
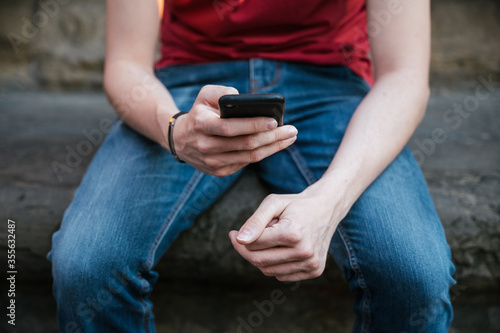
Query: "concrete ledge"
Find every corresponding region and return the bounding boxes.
[1,90,499,333]
[1,90,499,293]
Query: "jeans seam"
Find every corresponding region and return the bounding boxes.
[249,59,282,93]
[249,58,255,93]
[337,223,372,332]
[286,144,372,332]
[145,170,204,272]
[137,170,204,332]
[285,145,317,185]
[136,269,155,333]
[139,293,152,333]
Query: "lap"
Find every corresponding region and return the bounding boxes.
[259,112,454,330]
[54,59,453,285]
[48,59,454,332]
[51,117,240,277]
[331,147,454,283]
[252,62,454,302]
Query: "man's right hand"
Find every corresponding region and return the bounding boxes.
[171,85,298,177]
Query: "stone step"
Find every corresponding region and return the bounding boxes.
[1,88,499,332]
[2,280,498,333]
[0,90,499,291]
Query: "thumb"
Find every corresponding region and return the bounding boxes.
[236,195,287,244]
[194,85,239,112]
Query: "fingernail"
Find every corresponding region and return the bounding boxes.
[288,126,298,136]
[237,229,253,242]
[267,119,278,129]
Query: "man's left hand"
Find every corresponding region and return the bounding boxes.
[228,186,347,281]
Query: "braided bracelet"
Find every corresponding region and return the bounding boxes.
[168,111,187,163]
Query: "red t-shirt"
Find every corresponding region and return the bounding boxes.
[156,0,373,85]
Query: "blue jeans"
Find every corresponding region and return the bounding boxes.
[48,59,455,333]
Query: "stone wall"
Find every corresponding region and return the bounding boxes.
[0,0,105,91]
[1,0,499,91]
[430,0,500,86]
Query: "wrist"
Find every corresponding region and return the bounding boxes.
[304,175,356,218]
[155,104,180,150]
[168,111,188,162]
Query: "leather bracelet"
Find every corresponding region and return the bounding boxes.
[168,111,187,163]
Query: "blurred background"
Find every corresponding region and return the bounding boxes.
[0,0,499,332]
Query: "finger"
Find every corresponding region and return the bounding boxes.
[260,262,309,277]
[202,135,296,168]
[235,194,289,244]
[229,218,279,248]
[194,85,239,111]
[205,116,279,137]
[200,125,297,153]
[243,225,294,250]
[259,255,323,276]
[229,231,302,265]
[276,270,322,282]
[207,162,248,178]
[219,135,297,165]
[234,218,299,251]
[267,218,279,227]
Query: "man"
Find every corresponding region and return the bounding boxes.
[49,0,456,331]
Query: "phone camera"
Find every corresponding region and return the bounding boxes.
[224,104,235,108]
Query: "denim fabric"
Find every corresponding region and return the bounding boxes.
[48,59,455,333]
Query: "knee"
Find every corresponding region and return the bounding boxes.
[405,261,455,307]
[373,248,456,324]
[380,248,455,299]
[404,261,455,330]
[49,230,133,301]
[51,235,103,293]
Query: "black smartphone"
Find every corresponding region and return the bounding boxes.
[218,94,285,126]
